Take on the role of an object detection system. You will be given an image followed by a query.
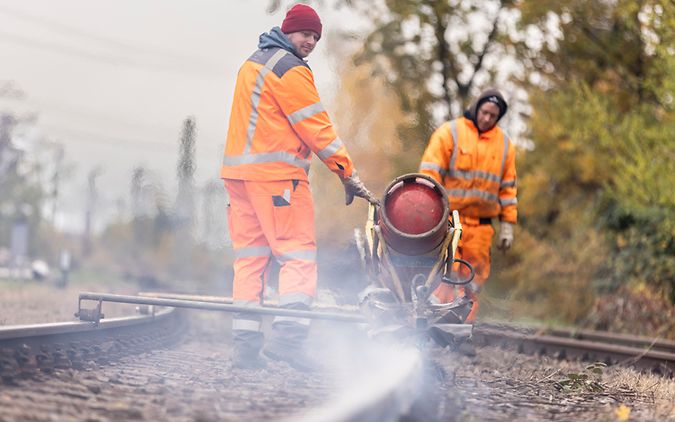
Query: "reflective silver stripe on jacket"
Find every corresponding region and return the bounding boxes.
[419,120,458,178]
[448,168,500,183]
[499,197,518,206]
[244,49,289,154]
[234,246,272,259]
[275,249,317,263]
[287,101,325,125]
[419,161,447,176]
[446,188,498,202]
[500,131,509,179]
[222,151,311,172]
[317,138,344,161]
[497,132,517,210]
[449,120,459,171]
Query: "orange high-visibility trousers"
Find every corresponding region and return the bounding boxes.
[224,179,317,332]
[433,220,494,322]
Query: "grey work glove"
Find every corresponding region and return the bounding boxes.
[340,173,379,206]
[497,221,514,251]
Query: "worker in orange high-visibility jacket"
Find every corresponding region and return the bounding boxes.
[221,3,378,372]
[419,89,517,323]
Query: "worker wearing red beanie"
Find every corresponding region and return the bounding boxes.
[222,3,377,372]
[281,3,322,39]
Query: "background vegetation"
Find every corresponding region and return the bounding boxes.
[1,0,672,336]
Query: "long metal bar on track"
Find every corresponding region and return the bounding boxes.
[138,291,361,314]
[80,292,367,323]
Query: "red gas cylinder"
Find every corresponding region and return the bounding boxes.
[379,173,449,255]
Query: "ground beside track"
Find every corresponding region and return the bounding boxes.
[0,277,140,325]
[2,281,675,421]
[435,345,675,421]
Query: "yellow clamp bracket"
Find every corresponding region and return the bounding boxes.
[449,210,462,263]
[364,202,376,258]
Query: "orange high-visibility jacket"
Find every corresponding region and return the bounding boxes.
[220,47,354,181]
[419,117,517,223]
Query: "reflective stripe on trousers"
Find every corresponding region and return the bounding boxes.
[232,300,263,332]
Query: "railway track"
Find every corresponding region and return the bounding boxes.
[1,290,672,422]
[0,307,184,382]
[474,322,675,376]
[0,307,427,421]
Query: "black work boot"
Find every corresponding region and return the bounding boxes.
[231,330,267,370]
[262,321,319,372]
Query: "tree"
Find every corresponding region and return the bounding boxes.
[0,113,44,259]
[512,0,675,309]
[174,116,196,227]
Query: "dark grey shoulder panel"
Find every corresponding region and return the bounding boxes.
[247,48,277,66]
[271,53,309,78]
[247,48,309,77]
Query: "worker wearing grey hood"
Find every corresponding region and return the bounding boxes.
[464,88,509,133]
[418,88,518,323]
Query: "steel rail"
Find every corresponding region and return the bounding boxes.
[0,307,183,383]
[474,326,675,375]
[544,327,675,354]
[79,292,367,323]
[0,307,177,348]
[478,322,675,354]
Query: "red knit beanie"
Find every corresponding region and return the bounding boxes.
[281,4,322,39]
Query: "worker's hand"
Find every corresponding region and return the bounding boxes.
[497,222,514,251]
[340,173,379,206]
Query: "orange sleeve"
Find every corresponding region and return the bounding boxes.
[499,140,517,223]
[274,66,354,178]
[419,123,453,185]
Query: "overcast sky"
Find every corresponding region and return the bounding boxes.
[0,1,360,232]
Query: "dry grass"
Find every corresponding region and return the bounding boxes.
[437,345,675,421]
[0,273,140,325]
[602,366,675,420]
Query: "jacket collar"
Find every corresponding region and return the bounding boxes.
[258,26,306,61]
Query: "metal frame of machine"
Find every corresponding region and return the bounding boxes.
[354,173,476,346]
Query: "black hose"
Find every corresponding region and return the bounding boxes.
[441,258,475,285]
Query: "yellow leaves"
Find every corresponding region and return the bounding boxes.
[575,152,596,183]
[558,139,574,152]
[615,234,627,248]
[615,404,631,421]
